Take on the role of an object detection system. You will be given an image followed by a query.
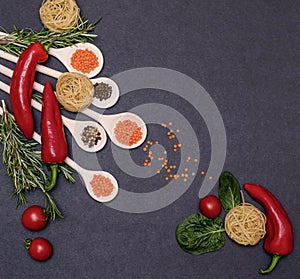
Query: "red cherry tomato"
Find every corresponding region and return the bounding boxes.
[25,237,53,261]
[199,195,222,218]
[22,205,48,231]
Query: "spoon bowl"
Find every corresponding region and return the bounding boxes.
[92,77,120,109]
[68,161,119,203]
[48,42,104,78]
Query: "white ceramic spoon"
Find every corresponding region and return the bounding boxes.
[0,31,103,78]
[0,63,147,150]
[0,49,119,109]
[0,102,118,202]
[0,75,107,153]
[64,156,119,203]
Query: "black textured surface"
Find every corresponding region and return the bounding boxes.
[0,1,299,278]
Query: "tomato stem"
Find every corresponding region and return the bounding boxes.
[24,239,32,250]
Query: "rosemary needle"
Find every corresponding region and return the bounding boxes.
[0,17,102,56]
[0,101,74,220]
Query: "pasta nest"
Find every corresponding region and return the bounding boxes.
[39,0,81,32]
[56,72,94,112]
[225,202,266,246]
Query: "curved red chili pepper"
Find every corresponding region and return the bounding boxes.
[41,81,68,191]
[244,183,293,274]
[10,42,48,138]
[263,211,274,255]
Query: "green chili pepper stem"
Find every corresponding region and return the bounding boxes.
[260,254,282,274]
[45,164,58,192]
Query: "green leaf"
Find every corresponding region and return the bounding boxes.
[218,171,242,212]
[176,212,225,255]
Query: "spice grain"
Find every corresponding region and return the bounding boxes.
[94,82,113,101]
[90,174,114,197]
[114,119,143,146]
[70,48,99,74]
[81,125,101,148]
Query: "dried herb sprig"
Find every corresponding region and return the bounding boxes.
[0,101,74,220]
[54,163,76,185]
[0,17,102,56]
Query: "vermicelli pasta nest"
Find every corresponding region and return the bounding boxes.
[56,72,94,112]
[225,202,266,246]
[39,0,81,32]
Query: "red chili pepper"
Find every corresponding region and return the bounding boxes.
[10,42,48,138]
[244,183,293,274]
[41,81,68,191]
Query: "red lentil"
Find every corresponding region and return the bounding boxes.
[114,119,143,146]
[142,121,208,184]
[70,48,99,74]
[90,174,114,197]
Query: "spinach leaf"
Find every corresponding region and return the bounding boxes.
[218,171,242,212]
[176,212,225,255]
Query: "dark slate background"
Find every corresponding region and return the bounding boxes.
[0,1,299,278]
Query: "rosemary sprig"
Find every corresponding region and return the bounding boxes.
[0,102,47,199]
[56,163,76,184]
[0,101,67,220]
[0,17,102,56]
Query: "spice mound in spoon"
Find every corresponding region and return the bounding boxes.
[70,48,99,74]
[80,125,102,148]
[114,119,143,146]
[90,174,115,197]
[94,82,112,101]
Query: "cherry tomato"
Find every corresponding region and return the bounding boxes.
[199,195,222,218]
[25,237,53,261]
[22,205,48,231]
